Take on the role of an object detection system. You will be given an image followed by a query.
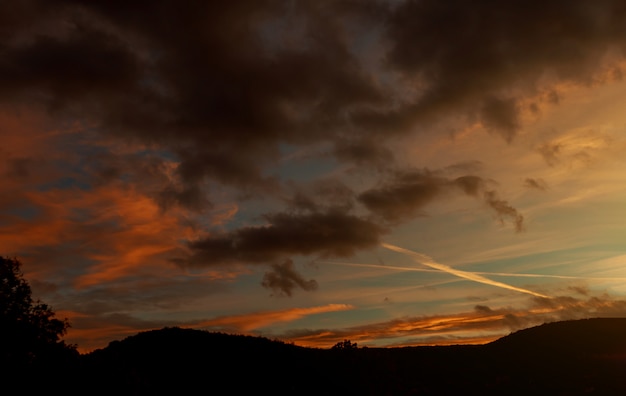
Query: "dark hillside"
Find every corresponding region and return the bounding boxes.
[74,319,626,395]
[490,317,626,355]
[81,328,319,394]
[483,318,626,394]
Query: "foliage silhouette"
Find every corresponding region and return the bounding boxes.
[0,256,76,380]
[331,339,358,350]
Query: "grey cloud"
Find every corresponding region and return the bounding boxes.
[444,160,484,174]
[6,0,626,295]
[454,175,484,196]
[480,97,519,143]
[474,304,493,314]
[5,0,626,202]
[357,170,445,222]
[286,179,355,213]
[381,0,626,142]
[176,210,387,267]
[333,137,394,169]
[1,0,387,196]
[568,285,590,296]
[524,177,549,191]
[483,190,525,233]
[261,259,318,297]
[537,143,562,166]
[357,170,523,231]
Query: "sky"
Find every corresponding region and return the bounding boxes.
[4,1,626,353]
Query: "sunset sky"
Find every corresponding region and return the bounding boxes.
[4,0,626,353]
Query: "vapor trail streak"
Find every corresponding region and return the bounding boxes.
[318,260,626,281]
[381,243,551,298]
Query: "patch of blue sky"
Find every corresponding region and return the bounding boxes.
[283,307,382,331]
[351,269,446,289]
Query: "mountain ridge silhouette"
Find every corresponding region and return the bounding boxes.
[72,318,626,395]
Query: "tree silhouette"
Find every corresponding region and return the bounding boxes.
[0,256,74,370]
[331,339,358,350]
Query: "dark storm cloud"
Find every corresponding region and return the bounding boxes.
[4,0,626,190]
[5,0,626,197]
[176,210,387,267]
[66,0,387,185]
[381,0,626,140]
[262,259,318,297]
[0,0,389,195]
[4,0,626,288]
[286,178,355,213]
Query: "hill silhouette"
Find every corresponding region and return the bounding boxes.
[72,318,626,395]
[490,317,626,355]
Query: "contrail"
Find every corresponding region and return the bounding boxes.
[317,260,625,281]
[381,243,551,299]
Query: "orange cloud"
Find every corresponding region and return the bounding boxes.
[282,294,626,348]
[283,310,513,348]
[0,183,202,286]
[194,304,355,332]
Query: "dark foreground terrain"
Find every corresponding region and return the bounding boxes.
[21,318,626,395]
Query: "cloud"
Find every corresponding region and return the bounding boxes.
[358,170,524,231]
[5,0,626,351]
[535,130,615,171]
[262,259,318,297]
[381,0,626,141]
[280,293,626,348]
[482,191,525,233]
[537,143,563,166]
[480,96,520,143]
[358,170,446,222]
[333,137,394,169]
[195,303,354,332]
[285,179,355,213]
[176,211,387,267]
[2,0,625,203]
[3,1,624,264]
[0,0,388,191]
[524,178,549,191]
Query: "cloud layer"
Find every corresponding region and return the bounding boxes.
[4,0,626,350]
